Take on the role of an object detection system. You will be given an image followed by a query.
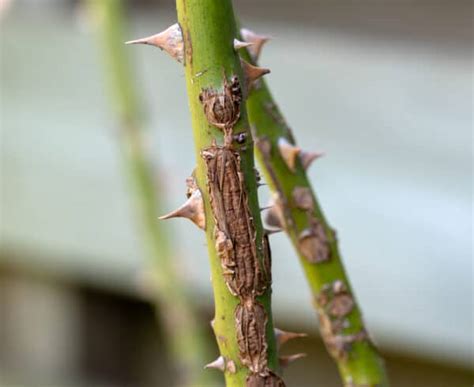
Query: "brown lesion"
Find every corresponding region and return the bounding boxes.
[199,74,242,145]
[202,145,269,298]
[298,217,330,263]
[236,300,268,374]
[318,280,354,318]
[199,71,282,384]
[254,133,332,265]
[255,135,330,266]
[292,186,314,211]
[183,24,192,66]
[202,143,278,382]
[247,371,286,387]
[316,280,369,362]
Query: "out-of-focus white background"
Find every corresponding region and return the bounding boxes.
[1,0,472,386]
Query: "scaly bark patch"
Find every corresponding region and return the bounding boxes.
[200,72,282,385]
[316,280,369,361]
[298,217,330,263]
[247,372,286,387]
[199,75,242,132]
[202,145,269,297]
[236,300,268,374]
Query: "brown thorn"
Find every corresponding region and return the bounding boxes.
[279,353,307,368]
[264,228,283,236]
[125,23,184,63]
[264,208,282,229]
[158,189,205,230]
[300,150,324,170]
[275,328,307,348]
[240,58,270,93]
[278,137,301,172]
[264,197,284,229]
[240,27,270,61]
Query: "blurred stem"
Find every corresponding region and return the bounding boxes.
[240,34,389,386]
[87,1,214,385]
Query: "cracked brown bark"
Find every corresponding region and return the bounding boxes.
[175,1,283,385]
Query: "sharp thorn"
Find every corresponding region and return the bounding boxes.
[234,38,254,50]
[279,353,307,368]
[264,228,283,235]
[275,328,308,348]
[264,198,284,229]
[240,58,270,92]
[240,27,270,61]
[204,356,226,372]
[278,137,301,172]
[159,189,205,230]
[125,23,184,63]
[300,150,324,170]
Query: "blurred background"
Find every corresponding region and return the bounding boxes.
[0,0,472,386]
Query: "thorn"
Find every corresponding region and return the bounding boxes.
[278,138,301,172]
[159,189,205,230]
[204,356,226,372]
[125,23,184,63]
[240,58,270,92]
[264,228,283,235]
[264,197,284,229]
[240,28,270,61]
[275,328,307,348]
[279,353,306,368]
[300,150,324,170]
[234,38,253,50]
[264,207,282,229]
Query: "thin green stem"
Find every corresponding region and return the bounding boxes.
[240,33,389,387]
[88,1,214,385]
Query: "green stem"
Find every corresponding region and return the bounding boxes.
[87,1,214,385]
[240,34,389,386]
[176,1,281,386]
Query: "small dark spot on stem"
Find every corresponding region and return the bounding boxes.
[234,132,247,144]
